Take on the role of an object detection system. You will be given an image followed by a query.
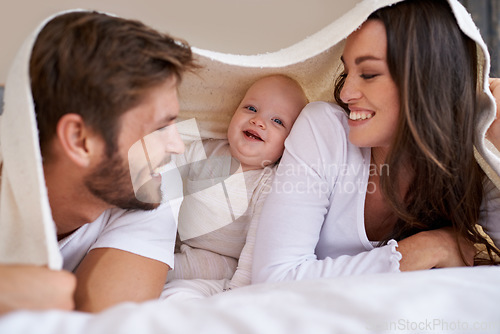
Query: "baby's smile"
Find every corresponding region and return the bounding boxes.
[243,130,263,141]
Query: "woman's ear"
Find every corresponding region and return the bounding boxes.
[55,114,103,168]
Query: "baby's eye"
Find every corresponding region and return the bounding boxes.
[246,106,257,112]
[272,118,284,126]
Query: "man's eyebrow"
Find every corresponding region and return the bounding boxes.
[340,55,383,65]
[154,115,177,130]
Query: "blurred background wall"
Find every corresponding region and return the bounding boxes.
[0,0,362,83]
[1,0,497,83]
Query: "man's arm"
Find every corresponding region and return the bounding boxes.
[74,248,169,313]
[0,265,75,314]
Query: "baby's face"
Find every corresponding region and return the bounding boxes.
[227,76,307,171]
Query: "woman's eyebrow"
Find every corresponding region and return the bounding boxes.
[355,55,383,65]
[340,55,383,65]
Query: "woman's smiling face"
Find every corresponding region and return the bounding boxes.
[339,19,400,149]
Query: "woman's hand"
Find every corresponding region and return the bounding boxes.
[397,227,476,271]
[488,78,500,150]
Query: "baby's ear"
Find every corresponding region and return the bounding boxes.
[56,114,104,168]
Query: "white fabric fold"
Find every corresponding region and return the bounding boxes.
[0,15,63,269]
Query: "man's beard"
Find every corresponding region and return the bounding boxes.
[84,151,161,211]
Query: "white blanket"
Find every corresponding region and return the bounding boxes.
[0,0,498,269]
[0,266,499,333]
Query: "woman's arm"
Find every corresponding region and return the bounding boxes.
[252,103,403,283]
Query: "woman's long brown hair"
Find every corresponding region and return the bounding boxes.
[334,0,500,264]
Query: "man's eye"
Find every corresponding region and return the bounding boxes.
[273,118,284,126]
[246,106,257,112]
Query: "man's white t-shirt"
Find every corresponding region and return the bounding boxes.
[58,203,176,272]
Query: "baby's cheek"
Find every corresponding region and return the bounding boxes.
[269,145,286,165]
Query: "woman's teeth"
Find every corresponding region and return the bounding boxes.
[349,112,374,121]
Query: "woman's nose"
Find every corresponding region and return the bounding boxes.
[339,75,362,104]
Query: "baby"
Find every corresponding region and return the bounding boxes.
[162,74,308,299]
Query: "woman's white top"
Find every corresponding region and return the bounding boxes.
[252,101,500,283]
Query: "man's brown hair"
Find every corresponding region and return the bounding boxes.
[30,11,195,157]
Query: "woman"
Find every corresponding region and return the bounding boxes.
[252,0,500,283]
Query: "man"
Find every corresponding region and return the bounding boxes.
[0,11,194,313]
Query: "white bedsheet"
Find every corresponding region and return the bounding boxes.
[1,267,499,334]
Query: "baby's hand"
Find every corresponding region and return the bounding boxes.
[488,78,500,149]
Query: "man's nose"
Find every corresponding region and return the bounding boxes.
[164,123,185,155]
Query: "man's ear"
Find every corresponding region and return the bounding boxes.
[56,114,103,168]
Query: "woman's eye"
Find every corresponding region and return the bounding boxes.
[246,106,257,112]
[360,74,378,79]
[272,118,284,126]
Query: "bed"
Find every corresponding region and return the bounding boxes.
[1,0,499,332]
[0,267,499,334]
